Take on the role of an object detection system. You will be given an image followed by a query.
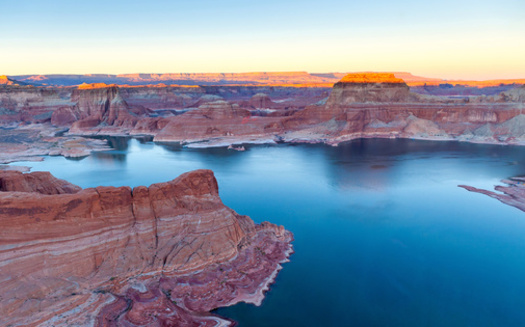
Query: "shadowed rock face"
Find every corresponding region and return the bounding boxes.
[0,169,293,326]
[327,73,413,106]
[66,85,150,133]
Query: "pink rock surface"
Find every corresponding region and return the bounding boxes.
[2,73,525,155]
[152,100,284,143]
[459,178,525,212]
[282,74,525,145]
[0,169,293,326]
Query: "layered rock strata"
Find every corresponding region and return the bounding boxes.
[2,73,525,160]
[0,125,112,164]
[0,169,293,326]
[282,74,525,145]
[151,100,285,146]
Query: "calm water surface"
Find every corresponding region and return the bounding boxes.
[13,138,525,327]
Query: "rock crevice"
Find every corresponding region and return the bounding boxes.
[0,169,293,326]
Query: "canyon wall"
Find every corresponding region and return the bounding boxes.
[0,169,292,326]
[1,72,525,160]
[282,74,525,145]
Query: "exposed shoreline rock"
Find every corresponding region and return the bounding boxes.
[459,177,525,212]
[0,169,293,326]
[0,125,112,164]
[1,73,525,163]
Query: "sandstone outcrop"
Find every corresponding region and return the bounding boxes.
[0,75,25,86]
[459,177,525,212]
[282,73,525,145]
[65,84,149,133]
[1,72,525,159]
[326,73,414,105]
[0,126,112,164]
[247,93,276,109]
[152,100,284,145]
[0,169,293,326]
[0,170,81,194]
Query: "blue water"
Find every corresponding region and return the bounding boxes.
[12,138,525,327]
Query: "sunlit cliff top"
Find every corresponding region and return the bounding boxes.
[77,83,117,89]
[339,73,406,84]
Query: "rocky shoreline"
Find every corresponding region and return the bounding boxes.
[0,170,293,326]
[1,72,525,164]
[459,177,525,212]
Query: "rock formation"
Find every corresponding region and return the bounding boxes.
[1,72,525,161]
[282,73,525,145]
[247,93,276,109]
[326,73,414,105]
[0,169,293,326]
[459,178,525,212]
[65,84,150,133]
[0,75,26,86]
[152,100,284,146]
[0,170,81,194]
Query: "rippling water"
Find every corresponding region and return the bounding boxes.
[12,138,525,327]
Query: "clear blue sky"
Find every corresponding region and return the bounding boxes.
[1,0,524,79]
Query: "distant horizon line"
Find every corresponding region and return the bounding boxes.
[5,71,525,82]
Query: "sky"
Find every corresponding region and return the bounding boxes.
[1,0,524,80]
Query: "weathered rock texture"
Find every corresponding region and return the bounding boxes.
[459,177,525,212]
[66,84,150,133]
[0,125,112,164]
[1,73,525,161]
[282,74,525,145]
[152,100,284,145]
[0,169,293,326]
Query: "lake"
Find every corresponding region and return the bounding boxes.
[12,138,525,327]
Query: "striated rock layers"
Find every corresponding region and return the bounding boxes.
[0,170,293,326]
[2,73,525,155]
[459,177,525,212]
[150,100,285,146]
[61,84,150,133]
[282,73,525,145]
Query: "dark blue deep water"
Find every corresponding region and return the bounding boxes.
[12,138,525,327]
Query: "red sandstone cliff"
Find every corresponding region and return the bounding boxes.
[61,84,150,133]
[0,170,293,326]
[152,100,284,145]
[282,73,525,145]
[2,73,525,156]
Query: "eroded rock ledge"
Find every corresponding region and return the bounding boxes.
[0,170,293,326]
[459,177,525,212]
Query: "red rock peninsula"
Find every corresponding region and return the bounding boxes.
[0,170,293,326]
[459,177,525,212]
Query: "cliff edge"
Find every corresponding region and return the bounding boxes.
[0,169,293,326]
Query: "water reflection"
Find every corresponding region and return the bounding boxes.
[8,137,525,327]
